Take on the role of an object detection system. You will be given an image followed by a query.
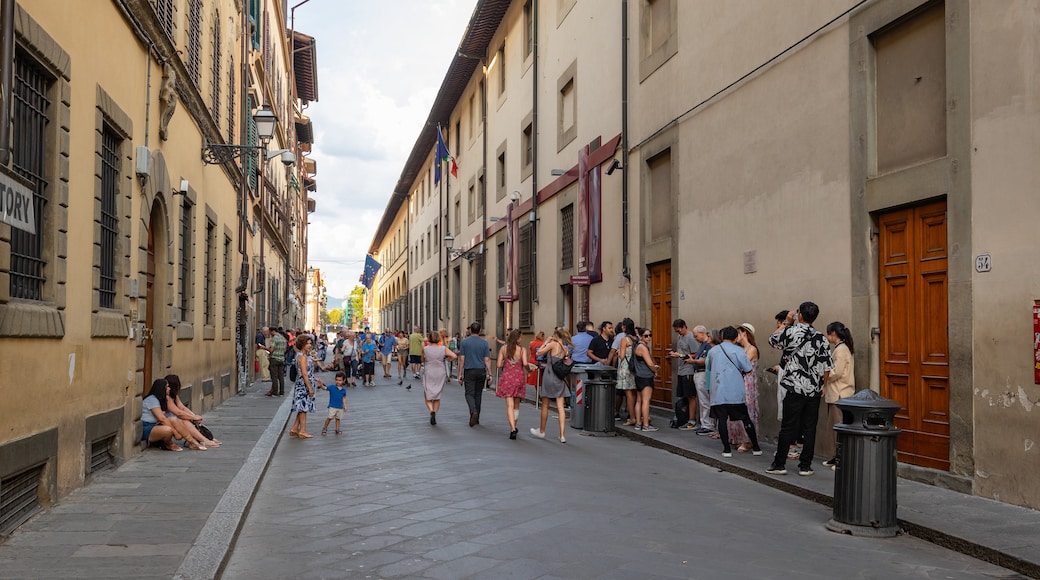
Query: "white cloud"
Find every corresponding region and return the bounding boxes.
[294,0,470,300]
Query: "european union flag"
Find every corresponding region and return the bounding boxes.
[361,255,381,290]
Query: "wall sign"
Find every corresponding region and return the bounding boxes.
[975,253,992,273]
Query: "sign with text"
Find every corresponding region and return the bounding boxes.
[0,170,36,234]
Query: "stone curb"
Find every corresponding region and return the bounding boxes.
[172,395,292,580]
[614,427,1040,580]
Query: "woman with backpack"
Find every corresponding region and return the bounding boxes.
[615,320,639,428]
[531,328,572,443]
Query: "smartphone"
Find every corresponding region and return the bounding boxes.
[766,367,778,375]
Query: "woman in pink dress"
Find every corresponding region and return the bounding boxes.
[496,329,532,440]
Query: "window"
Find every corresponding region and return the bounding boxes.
[454,199,461,235]
[455,120,461,158]
[557,61,577,151]
[10,51,53,301]
[98,125,121,309]
[497,45,506,96]
[468,181,476,224]
[211,11,222,125]
[249,0,261,49]
[496,142,507,200]
[186,0,202,85]
[518,222,533,328]
[179,200,193,323]
[469,94,476,139]
[639,0,677,80]
[561,204,574,270]
[521,120,533,179]
[223,235,232,328]
[478,174,485,218]
[154,0,175,41]
[523,1,534,61]
[204,219,215,325]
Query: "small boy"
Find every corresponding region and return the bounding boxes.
[322,372,348,435]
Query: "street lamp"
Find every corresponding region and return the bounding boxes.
[201,104,280,396]
[444,234,476,261]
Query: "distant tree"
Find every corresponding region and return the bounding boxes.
[348,286,365,327]
[327,308,344,325]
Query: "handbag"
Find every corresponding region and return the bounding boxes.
[195,422,214,441]
[550,351,574,379]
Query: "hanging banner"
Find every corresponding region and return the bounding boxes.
[571,145,602,286]
[499,202,518,302]
[1033,302,1040,384]
[0,170,36,234]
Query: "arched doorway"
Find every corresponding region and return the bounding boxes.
[143,199,168,395]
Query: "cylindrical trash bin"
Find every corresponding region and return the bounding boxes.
[583,363,617,435]
[569,364,593,429]
[825,390,902,537]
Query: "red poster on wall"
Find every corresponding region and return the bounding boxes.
[1033,303,1040,384]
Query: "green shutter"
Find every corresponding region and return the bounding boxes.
[246,96,258,190]
[249,0,261,49]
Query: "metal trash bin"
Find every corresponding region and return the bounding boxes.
[569,364,594,429]
[583,363,617,435]
[825,390,902,537]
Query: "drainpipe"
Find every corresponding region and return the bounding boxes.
[530,0,539,303]
[0,0,14,166]
[621,0,630,280]
[480,58,489,324]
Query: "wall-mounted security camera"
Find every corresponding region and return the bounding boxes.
[605,159,623,176]
[280,151,295,167]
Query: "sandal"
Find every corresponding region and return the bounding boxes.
[335,430,342,435]
[321,429,327,436]
[623,420,636,426]
[709,432,721,439]
[165,443,183,452]
[289,430,299,438]
[298,432,314,439]
[187,440,207,451]
[737,444,752,453]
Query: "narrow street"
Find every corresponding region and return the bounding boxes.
[222,371,1013,579]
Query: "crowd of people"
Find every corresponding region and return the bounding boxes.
[165,301,856,476]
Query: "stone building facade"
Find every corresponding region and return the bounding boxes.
[0,0,318,535]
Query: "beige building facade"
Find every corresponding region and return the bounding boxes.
[370,0,1040,510]
[0,0,318,535]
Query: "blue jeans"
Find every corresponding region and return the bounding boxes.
[463,369,486,415]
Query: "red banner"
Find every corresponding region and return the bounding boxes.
[1033,303,1040,384]
[572,145,602,286]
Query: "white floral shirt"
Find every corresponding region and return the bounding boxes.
[769,323,833,396]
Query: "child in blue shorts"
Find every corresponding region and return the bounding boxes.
[322,372,348,435]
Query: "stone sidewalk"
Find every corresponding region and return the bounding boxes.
[562,389,1040,579]
[0,371,1037,579]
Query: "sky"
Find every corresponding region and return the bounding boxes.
[293,0,474,301]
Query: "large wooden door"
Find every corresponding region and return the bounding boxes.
[648,262,673,408]
[879,200,950,470]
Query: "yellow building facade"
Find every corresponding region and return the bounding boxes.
[0,0,317,535]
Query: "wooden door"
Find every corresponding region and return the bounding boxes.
[143,206,158,397]
[648,262,673,408]
[879,200,950,470]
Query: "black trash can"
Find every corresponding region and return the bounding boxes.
[825,390,902,537]
[569,364,593,429]
[582,363,617,435]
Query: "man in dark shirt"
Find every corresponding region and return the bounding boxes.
[588,321,613,363]
[457,322,491,427]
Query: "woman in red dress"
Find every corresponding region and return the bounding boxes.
[497,329,532,440]
[526,331,545,387]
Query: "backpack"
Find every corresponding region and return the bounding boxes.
[670,397,690,428]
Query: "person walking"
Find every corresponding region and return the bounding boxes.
[265,327,288,396]
[360,333,378,386]
[730,323,760,452]
[396,331,410,385]
[497,329,531,439]
[632,327,660,432]
[256,327,271,381]
[408,326,425,380]
[532,328,571,442]
[379,329,396,378]
[706,326,763,458]
[457,322,491,427]
[766,302,834,476]
[822,321,855,469]
[421,331,456,425]
[289,334,321,439]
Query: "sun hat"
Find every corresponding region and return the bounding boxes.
[739,322,755,335]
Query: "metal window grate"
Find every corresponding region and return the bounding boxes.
[211,12,222,126]
[223,236,232,327]
[179,201,192,321]
[10,51,52,301]
[204,221,214,325]
[186,0,202,84]
[0,464,44,536]
[153,0,175,41]
[474,253,485,323]
[497,243,505,289]
[519,223,533,328]
[99,125,120,309]
[561,204,574,270]
[89,435,116,475]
